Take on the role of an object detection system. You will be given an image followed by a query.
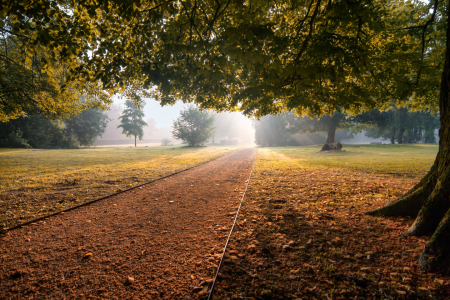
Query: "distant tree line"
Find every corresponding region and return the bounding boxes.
[355,108,439,144]
[0,100,153,149]
[0,109,109,149]
[255,108,439,147]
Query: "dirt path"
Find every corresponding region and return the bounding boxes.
[0,148,256,300]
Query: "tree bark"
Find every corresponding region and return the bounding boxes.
[390,127,396,144]
[367,8,450,274]
[135,135,136,147]
[398,127,405,144]
[325,123,337,144]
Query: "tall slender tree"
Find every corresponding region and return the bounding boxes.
[117,100,147,147]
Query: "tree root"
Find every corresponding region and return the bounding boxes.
[366,157,438,217]
[419,209,450,274]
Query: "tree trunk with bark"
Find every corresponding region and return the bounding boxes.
[367,12,450,274]
[325,123,337,144]
[398,127,405,144]
[391,127,396,144]
[134,135,136,147]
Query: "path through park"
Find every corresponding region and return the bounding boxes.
[0,148,256,299]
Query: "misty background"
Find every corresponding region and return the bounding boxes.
[95,98,256,146]
[94,97,439,147]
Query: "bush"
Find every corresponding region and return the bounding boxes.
[219,138,239,145]
[161,138,173,146]
[0,130,31,148]
[172,106,215,146]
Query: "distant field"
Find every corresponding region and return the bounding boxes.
[259,144,438,177]
[0,146,238,229]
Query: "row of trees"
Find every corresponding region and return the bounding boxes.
[0,109,108,149]
[0,100,149,149]
[255,108,439,147]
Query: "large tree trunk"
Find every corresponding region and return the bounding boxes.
[367,11,450,274]
[390,126,396,144]
[135,135,137,147]
[325,123,337,144]
[398,127,405,144]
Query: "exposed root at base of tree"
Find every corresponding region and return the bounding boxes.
[366,152,450,274]
[366,157,438,218]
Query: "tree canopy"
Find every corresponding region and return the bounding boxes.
[65,109,109,147]
[0,1,113,122]
[3,0,445,118]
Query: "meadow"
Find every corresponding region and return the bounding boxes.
[0,146,237,229]
[260,144,438,177]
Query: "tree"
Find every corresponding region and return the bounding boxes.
[117,100,147,147]
[0,114,76,148]
[255,112,351,146]
[0,25,112,122]
[358,109,440,144]
[285,112,353,146]
[172,106,215,147]
[65,109,109,147]
[255,114,293,147]
[6,0,450,272]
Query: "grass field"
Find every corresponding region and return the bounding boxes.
[0,146,238,229]
[259,144,438,177]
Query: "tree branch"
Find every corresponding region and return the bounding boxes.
[139,0,176,13]
[404,0,438,57]
[181,0,204,42]
[370,70,394,97]
[294,0,321,63]
[294,0,315,39]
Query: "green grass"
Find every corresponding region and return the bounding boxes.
[0,146,239,229]
[257,144,438,177]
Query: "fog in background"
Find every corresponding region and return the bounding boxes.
[95,98,255,146]
[341,132,384,144]
[211,111,255,146]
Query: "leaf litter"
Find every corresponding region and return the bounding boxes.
[213,148,450,300]
[0,149,256,299]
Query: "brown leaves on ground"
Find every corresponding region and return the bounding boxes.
[213,163,450,299]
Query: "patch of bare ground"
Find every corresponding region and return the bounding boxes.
[0,148,256,299]
[214,164,450,299]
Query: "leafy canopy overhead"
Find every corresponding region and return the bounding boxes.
[84,0,445,117]
[3,0,445,118]
[0,1,114,122]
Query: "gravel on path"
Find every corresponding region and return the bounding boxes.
[0,148,256,300]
